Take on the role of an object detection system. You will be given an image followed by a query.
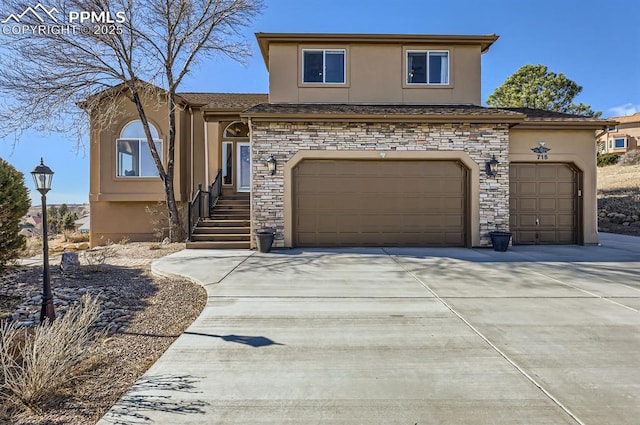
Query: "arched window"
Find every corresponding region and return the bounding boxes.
[223,121,249,138]
[116,121,163,177]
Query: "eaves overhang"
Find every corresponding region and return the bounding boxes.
[242,112,524,124]
[512,120,618,131]
[241,104,525,124]
[256,32,500,70]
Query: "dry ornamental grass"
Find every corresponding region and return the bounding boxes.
[0,243,207,424]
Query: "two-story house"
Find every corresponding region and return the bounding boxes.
[88,32,610,248]
[596,112,640,154]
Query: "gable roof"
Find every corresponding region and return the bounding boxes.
[256,33,500,69]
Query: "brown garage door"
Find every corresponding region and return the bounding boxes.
[509,163,579,245]
[294,160,467,247]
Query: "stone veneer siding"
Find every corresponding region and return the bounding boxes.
[250,121,510,247]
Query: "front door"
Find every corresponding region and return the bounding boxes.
[236,142,251,193]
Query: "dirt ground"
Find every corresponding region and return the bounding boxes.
[0,242,207,425]
[597,163,640,237]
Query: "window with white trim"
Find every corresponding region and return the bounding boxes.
[302,49,346,84]
[614,138,626,149]
[407,50,450,85]
[116,121,163,177]
[607,125,617,132]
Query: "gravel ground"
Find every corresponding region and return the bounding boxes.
[0,243,207,425]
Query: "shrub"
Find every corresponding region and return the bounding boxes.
[621,149,640,166]
[83,245,118,272]
[0,294,102,413]
[597,153,620,167]
[0,158,31,270]
[63,231,90,243]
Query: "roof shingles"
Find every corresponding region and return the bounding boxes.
[242,103,524,117]
[178,92,268,109]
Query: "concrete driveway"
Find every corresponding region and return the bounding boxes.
[98,233,640,424]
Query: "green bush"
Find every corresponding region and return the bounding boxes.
[597,153,620,167]
[0,158,31,270]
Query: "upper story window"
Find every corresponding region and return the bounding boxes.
[116,120,163,178]
[607,125,618,132]
[302,49,346,84]
[407,50,449,85]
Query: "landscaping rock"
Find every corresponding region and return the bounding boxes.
[60,252,80,273]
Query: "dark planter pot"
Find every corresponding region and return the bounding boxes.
[255,231,275,253]
[489,231,512,252]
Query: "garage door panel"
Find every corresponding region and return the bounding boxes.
[557,199,575,212]
[538,165,560,179]
[558,214,574,227]
[519,198,538,211]
[519,182,538,195]
[518,214,538,227]
[557,166,575,179]
[517,230,538,244]
[517,164,537,179]
[510,163,578,245]
[294,160,467,247]
[557,182,574,195]
[539,198,557,211]
[557,231,576,243]
[539,182,558,195]
[538,214,557,226]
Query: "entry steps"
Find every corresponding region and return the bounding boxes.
[186,194,250,249]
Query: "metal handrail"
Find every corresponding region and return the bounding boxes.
[209,169,223,213]
[187,170,223,242]
[187,184,204,241]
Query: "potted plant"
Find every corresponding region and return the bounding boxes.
[489,229,512,252]
[255,229,275,253]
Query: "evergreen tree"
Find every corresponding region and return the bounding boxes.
[61,212,79,232]
[487,64,601,117]
[0,157,31,269]
[47,205,59,235]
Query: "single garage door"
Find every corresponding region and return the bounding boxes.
[509,163,579,245]
[294,159,468,247]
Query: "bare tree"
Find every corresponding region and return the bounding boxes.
[0,0,263,241]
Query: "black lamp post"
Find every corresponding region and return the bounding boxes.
[31,158,55,323]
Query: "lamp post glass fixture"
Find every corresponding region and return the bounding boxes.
[485,155,499,177]
[31,158,55,323]
[266,154,277,175]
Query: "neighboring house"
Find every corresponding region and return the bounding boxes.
[74,215,90,233]
[88,32,611,248]
[23,215,42,228]
[596,112,640,154]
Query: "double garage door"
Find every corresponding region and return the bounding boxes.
[294,160,468,247]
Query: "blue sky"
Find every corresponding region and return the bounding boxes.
[1,0,639,204]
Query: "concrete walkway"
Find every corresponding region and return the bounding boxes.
[98,233,640,424]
